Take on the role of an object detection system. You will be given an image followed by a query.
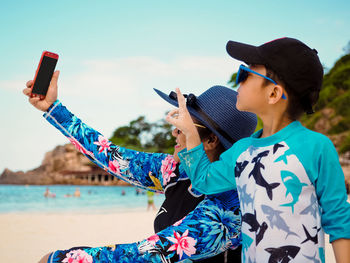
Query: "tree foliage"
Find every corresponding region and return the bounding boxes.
[300,53,350,153]
[109,115,176,154]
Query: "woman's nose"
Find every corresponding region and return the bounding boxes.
[172,128,178,137]
[172,128,180,137]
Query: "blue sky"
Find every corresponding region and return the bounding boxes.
[1,0,349,173]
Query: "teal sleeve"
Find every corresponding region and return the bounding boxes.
[314,138,350,242]
[178,144,237,194]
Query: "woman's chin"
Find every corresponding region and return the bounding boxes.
[173,146,185,162]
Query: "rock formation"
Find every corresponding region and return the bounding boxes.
[0,144,130,186]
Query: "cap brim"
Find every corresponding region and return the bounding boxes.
[226,40,265,65]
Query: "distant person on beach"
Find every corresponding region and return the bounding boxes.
[74,187,81,197]
[121,189,126,196]
[146,190,156,211]
[24,73,257,262]
[44,187,55,198]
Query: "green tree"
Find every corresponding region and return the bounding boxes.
[109,115,175,153]
[228,72,238,89]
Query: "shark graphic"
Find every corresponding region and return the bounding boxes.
[235,160,249,178]
[303,252,320,263]
[261,205,299,239]
[300,193,318,218]
[274,148,293,165]
[242,210,268,245]
[265,245,300,263]
[280,171,308,213]
[273,143,284,154]
[242,233,254,252]
[249,150,280,200]
[301,225,319,244]
[248,145,259,155]
[319,248,325,263]
[237,184,254,209]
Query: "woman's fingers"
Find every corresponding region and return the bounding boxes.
[29,96,41,106]
[23,88,31,96]
[167,108,179,118]
[175,88,186,111]
[26,80,34,88]
[166,108,179,126]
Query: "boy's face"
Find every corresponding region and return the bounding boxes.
[236,65,272,114]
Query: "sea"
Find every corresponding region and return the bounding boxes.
[0,185,165,214]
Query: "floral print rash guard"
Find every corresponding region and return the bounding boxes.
[43,100,242,263]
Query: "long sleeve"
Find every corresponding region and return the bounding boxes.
[43,100,179,193]
[178,144,237,195]
[308,137,350,242]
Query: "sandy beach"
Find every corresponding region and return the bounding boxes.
[0,210,158,262]
[0,210,337,263]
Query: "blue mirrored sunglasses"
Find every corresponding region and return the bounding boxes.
[236,64,286,99]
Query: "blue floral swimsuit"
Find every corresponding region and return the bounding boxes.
[44,100,242,263]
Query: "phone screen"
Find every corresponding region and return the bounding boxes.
[32,55,58,95]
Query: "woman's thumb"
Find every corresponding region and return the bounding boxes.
[51,70,60,85]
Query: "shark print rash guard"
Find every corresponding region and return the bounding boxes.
[179,121,350,263]
[43,100,242,263]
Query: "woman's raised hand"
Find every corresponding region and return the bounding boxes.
[22,70,60,112]
[166,88,201,149]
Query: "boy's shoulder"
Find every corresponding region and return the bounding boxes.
[291,123,334,148]
[232,136,253,151]
[286,123,339,165]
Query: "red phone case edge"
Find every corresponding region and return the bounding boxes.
[31,51,59,100]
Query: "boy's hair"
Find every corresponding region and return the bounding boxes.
[264,68,320,120]
[226,37,324,117]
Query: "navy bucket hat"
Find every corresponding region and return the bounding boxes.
[154,85,257,149]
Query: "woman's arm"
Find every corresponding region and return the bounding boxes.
[23,73,178,192]
[44,100,177,192]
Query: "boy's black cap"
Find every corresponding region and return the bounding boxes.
[226,37,324,114]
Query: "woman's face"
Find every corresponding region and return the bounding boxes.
[172,127,187,162]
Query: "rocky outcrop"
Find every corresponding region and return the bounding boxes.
[0,144,130,186]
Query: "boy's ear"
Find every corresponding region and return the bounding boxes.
[203,134,220,151]
[268,84,286,104]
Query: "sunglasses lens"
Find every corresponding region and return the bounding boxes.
[236,67,248,85]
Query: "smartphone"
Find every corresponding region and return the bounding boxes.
[30,51,59,99]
